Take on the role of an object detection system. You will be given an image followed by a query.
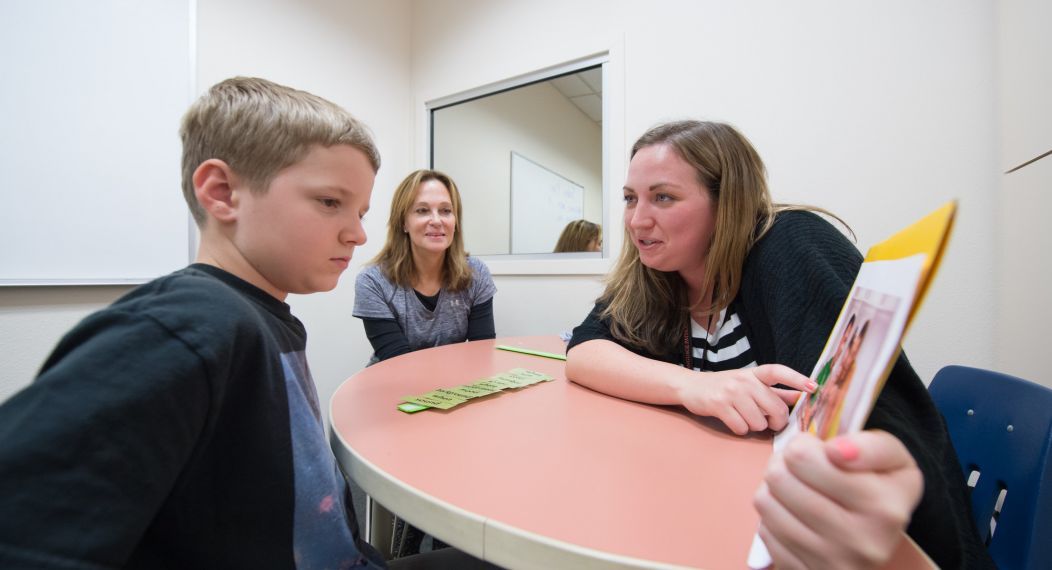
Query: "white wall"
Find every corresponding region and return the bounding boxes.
[0,287,128,402]
[412,0,999,384]
[2,0,1046,408]
[433,81,602,255]
[996,0,1052,387]
[0,0,413,413]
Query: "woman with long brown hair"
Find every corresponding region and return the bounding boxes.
[566,121,991,569]
[354,169,496,365]
[353,169,497,558]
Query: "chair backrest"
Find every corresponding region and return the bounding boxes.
[929,365,1052,570]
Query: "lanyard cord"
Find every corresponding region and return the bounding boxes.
[683,322,693,369]
[684,316,713,371]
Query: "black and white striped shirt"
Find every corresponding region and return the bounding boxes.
[689,308,758,372]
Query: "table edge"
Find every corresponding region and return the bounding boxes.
[329,391,699,570]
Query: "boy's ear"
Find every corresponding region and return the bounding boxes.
[193,159,243,223]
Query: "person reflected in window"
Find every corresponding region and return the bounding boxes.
[553,219,602,252]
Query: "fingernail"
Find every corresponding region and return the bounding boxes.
[805,381,817,392]
[834,437,860,461]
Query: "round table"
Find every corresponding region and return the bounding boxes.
[329,336,930,570]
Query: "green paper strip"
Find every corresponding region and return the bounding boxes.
[398,367,555,414]
[499,369,544,387]
[472,379,508,392]
[508,367,554,383]
[398,402,430,413]
[402,393,458,410]
[484,375,523,389]
[417,390,466,409]
[495,345,567,361]
[448,384,500,399]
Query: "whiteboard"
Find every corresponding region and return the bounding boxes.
[510,152,584,254]
[0,0,194,285]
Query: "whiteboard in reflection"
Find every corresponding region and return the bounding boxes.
[510,152,584,254]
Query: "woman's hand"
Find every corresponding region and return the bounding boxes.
[753,431,924,570]
[567,341,811,435]
[677,364,814,435]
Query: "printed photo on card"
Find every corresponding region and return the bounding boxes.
[776,254,925,452]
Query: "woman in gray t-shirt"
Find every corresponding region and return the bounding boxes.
[353,168,496,365]
[352,169,496,558]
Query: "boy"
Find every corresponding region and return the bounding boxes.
[0,77,385,568]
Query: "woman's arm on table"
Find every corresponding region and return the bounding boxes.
[566,338,814,435]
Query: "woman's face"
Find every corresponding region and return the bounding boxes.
[623,143,716,281]
[586,236,602,252]
[404,179,456,256]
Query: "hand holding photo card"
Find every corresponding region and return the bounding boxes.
[747,201,957,569]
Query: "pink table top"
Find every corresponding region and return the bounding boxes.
[329,336,931,569]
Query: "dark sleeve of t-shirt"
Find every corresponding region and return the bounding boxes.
[361,317,411,361]
[567,302,617,352]
[566,303,679,364]
[466,297,495,341]
[0,310,211,568]
[740,211,994,569]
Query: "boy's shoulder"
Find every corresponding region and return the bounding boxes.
[106,264,297,343]
[29,265,280,408]
[118,264,262,315]
[39,263,301,388]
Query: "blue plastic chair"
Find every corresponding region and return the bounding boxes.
[929,365,1052,570]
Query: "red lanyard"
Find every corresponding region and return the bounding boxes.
[683,322,693,369]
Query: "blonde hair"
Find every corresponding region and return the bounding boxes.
[554,219,601,252]
[180,76,380,226]
[370,170,473,291]
[602,120,844,355]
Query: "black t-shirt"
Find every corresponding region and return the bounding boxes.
[0,264,384,569]
[569,211,994,570]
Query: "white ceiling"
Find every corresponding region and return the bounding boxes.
[549,67,602,125]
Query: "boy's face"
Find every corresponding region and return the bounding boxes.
[232,144,374,299]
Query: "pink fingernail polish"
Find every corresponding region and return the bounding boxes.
[834,438,860,461]
[806,381,817,392]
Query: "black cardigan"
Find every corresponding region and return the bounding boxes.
[569,210,993,569]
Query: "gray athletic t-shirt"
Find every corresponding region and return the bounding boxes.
[353,257,497,365]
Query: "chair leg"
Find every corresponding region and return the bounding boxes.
[366,495,397,559]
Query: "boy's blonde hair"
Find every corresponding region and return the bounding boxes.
[370,169,473,292]
[179,76,380,226]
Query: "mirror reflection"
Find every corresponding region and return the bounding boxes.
[431,65,603,256]
[553,219,602,253]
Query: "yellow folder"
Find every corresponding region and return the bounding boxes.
[863,200,956,330]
